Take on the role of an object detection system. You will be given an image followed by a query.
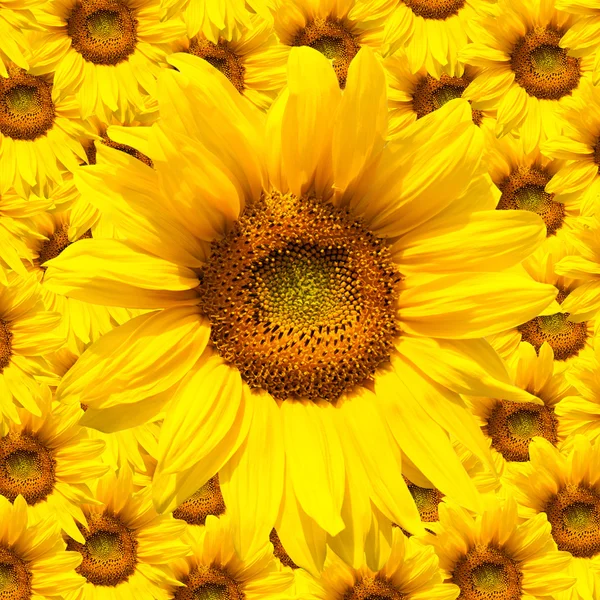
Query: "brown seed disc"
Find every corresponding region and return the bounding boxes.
[518,311,587,361]
[486,400,558,462]
[85,135,153,167]
[37,224,92,270]
[402,0,465,20]
[496,166,565,236]
[172,475,225,526]
[511,27,580,100]
[0,433,56,506]
[172,566,244,600]
[68,0,137,66]
[0,71,55,141]
[594,140,600,174]
[0,321,12,374]
[66,512,137,586]
[292,18,360,89]
[0,545,32,600]
[198,192,401,403]
[545,484,600,558]
[403,476,444,522]
[188,38,245,94]
[452,545,522,600]
[412,73,482,125]
[344,576,405,600]
[269,529,298,569]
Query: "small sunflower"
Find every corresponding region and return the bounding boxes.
[46,48,557,573]
[0,270,64,422]
[460,0,595,152]
[0,493,85,599]
[171,13,288,110]
[0,385,108,543]
[427,496,575,600]
[383,51,490,139]
[541,80,600,218]
[510,436,600,600]
[382,0,496,78]
[165,514,294,600]
[31,0,185,122]
[64,465,189,600]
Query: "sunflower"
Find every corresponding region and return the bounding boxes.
[274,0,397,88]
[312,527,459,600]
[382,0,495,78]
[31,0,185,123]
[541,80,600,218]
[510,437,600,600]
[0,269,64,423]
[64,465,189,600]
[489,237,596,368]
[0,61,89,196]
[383,50,491,139]
[0,493,85,599]
[427,496,575,600]
[0,384,108,543]
[46,48,557,573]
[459,0,595,153]
[171,13,289,110]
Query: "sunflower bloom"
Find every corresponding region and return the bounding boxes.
[46,48,557,573]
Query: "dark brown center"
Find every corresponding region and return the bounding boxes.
[403,0,466,20]
[0,321,11,374]
[188,38,245,94]
[344,576,405,600]
[37,224,92,270]
[269,529,298,570]
[404,476,444,522]
[173,566,244,600]
[172,475,225,526]
[85,134,153,167]
[0,546,31,600]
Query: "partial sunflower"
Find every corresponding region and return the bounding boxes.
[510,436,600,600]
[541,80,600,218]
[64,465,189,600]
[171,13,288,110]
[0,61,89,196]
[459,0,595,153]
[274,0,397,88]
[382,0,496,78]
[0,269,64,423]
[489,237,595,369]
[427,496,575,600]
[166,514,294,600]
[31,0,185,122]
[383,50,491,139]
[0,384,108,543]
[46,48,557,573]
[0,494,85,599]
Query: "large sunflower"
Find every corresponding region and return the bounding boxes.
[460,0,595,152]
[46,48,557,573]
[31,0,185,122]
[0,494,85,599]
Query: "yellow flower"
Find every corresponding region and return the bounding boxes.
[0,0,44,75]
[427,496,575,600]
[460,0,595,152]
[0,493,85,598]
[46,48,556,573]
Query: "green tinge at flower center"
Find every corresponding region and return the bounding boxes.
[563,503,596,532]
[6,451,40,480]
[506,410,540,439]
[87,10,121,39]
[87,532,121,560]
[514,185,548,213]
[432,85,463,110]
[194,584,229,600]
[5,86,38,115]
[0,564,15,592]
[471,563,507,593]
[538,312,568,335]
[531,45,564,73]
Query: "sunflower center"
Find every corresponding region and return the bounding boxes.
[68,0,137,66]
[172,475,225,526]
[67,512,137,586]
[269,529,298,569]
[345,576,405,600]
[453,545,522,600]
[293,18,360,89]
[511,27,580,100]
[0,321,12,374]
[188,39,245,94]
[0,546,31,600]
[545,484,600,557]
[173,566,243,600]
[85,134,153,167]
[518,311,587,361]
[0,72,55,141]
[404,476,444,522]
[496,166,565,236]
[37,224,92,270]
[402,0,466,20]
[198,192,401,403]
[412,74,483,125]
[0,433,56,506]
[486,400,558,462]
